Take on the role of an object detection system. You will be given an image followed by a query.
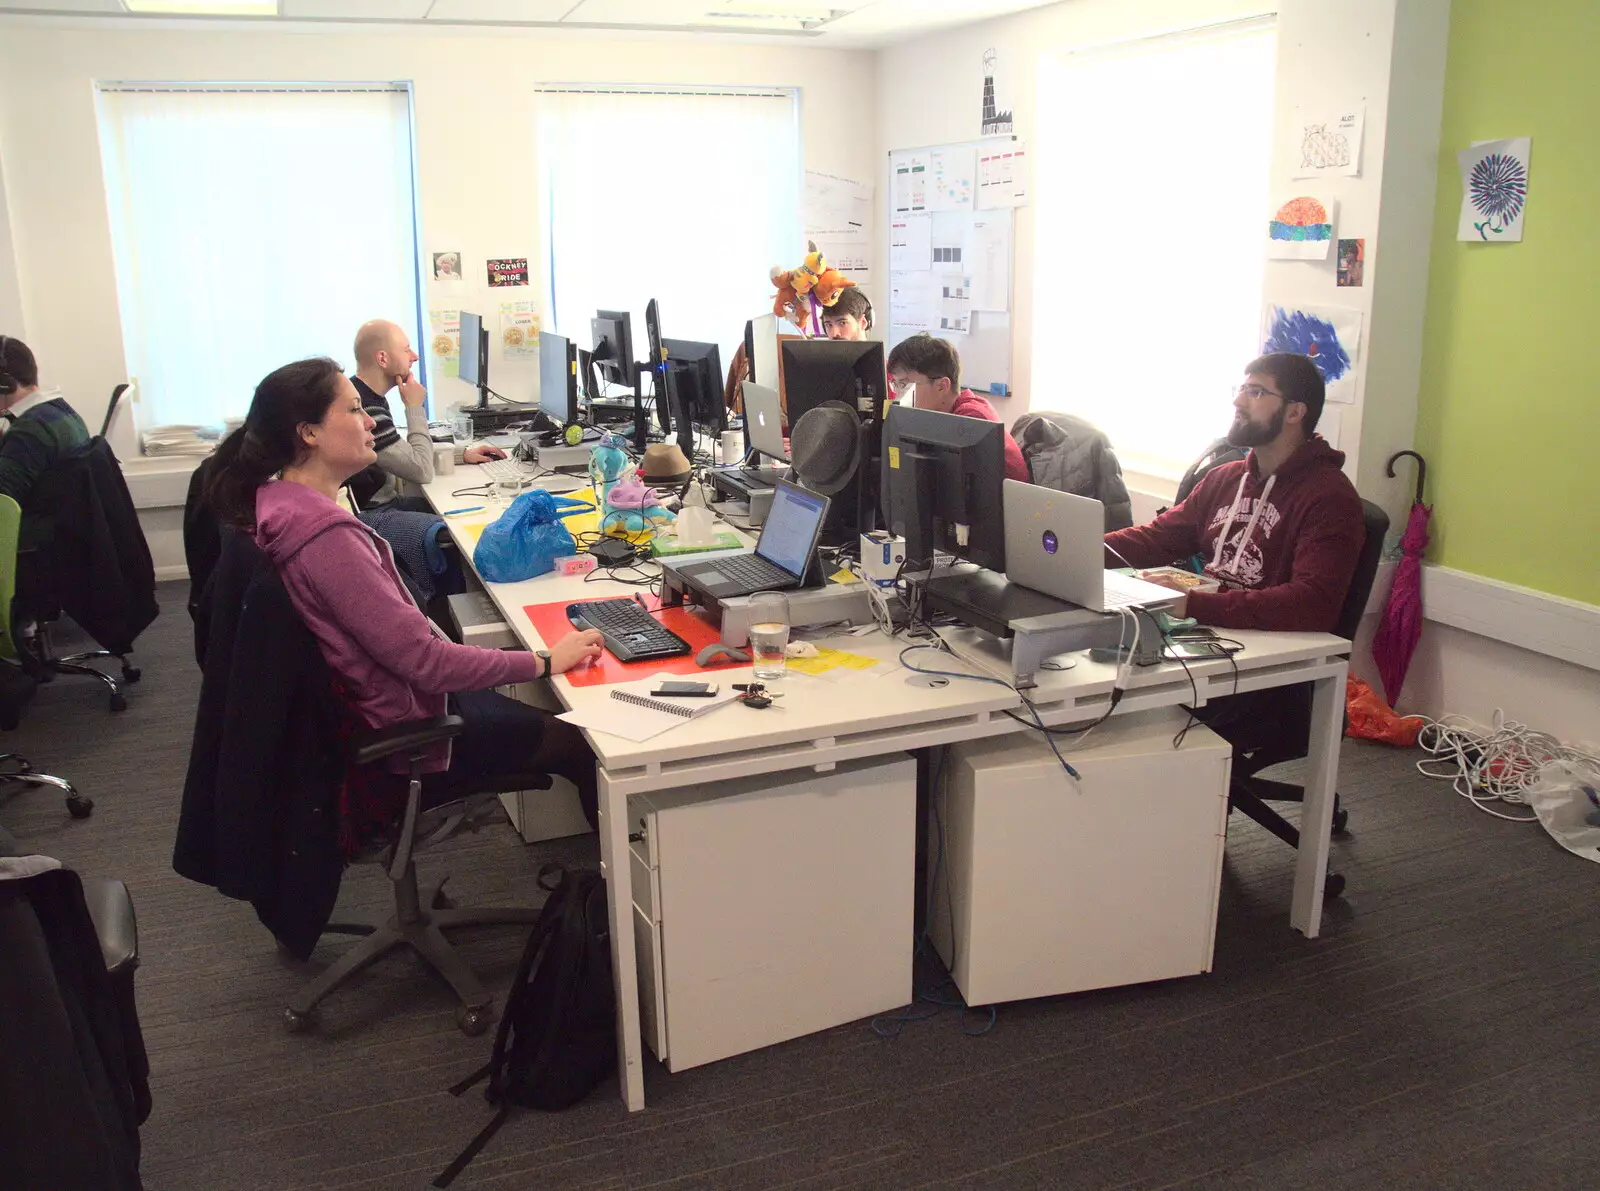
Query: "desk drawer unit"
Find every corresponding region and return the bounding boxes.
[629,755,916,1072]
[932,710,1232,1007]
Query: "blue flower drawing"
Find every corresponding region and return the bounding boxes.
[1264,308,1352,383]
[1468,152,1527,239]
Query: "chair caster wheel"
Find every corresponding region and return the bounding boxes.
[1332,807,1350,834]
[122,665,142,683]
[283,1007,316,1033]
[67,794,94,819]
[109,693,128,712]
[1324,872,1347,898]
[457,1005,492,1036]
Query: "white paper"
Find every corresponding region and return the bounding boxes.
[809,230,871,277]
[891,152,929,215]
[928,147,977,212]
[557,678,740,743]
[980,47,1014,136]
[965,218,1011,312]
[889,215,932,272]
[938,276,974,335]
[1458,137,1530,242]
[976,144,1028,210]
[890,272,940,332]
[1292,106,1365,178]
[1266,194,1337,260]
[1261,303,1364,405]
[930,227,965,274]
[803,170,872,231]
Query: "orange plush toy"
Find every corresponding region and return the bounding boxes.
[770,265,805,327]
[771,242,858,335]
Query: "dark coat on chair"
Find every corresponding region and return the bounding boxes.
[1009,411,1134,531]
[182,455,221,652]
[173,531,347,959]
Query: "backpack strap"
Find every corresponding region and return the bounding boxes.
[432,1103,510,1188]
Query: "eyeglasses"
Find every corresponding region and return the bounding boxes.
[1233,383,1284,401]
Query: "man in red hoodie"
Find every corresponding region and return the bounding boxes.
[886,333,1029,483]
[1104,352,1365,634]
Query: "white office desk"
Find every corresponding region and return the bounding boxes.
[423,467,1351,1112]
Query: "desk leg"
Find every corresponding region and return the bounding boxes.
[597,769,646,1111]
[1291,666,1346,938]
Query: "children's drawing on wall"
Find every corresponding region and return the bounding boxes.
[1266,195,1336,260]
[1336,239,1365,287]
[979,48,1013,136]
[1262,304,1363,404]
[1458,138,1530,242]
[1292,106,1365,178]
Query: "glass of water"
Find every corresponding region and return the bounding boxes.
[747,592,791,680]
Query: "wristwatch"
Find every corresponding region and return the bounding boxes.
[535,649,552,678]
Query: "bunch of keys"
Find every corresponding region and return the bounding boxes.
[734,681,783,710]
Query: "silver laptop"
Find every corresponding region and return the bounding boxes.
[741,381,788,463]
[1003,481,1178,613]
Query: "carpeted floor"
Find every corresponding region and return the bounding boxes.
[4,582,1598,1191]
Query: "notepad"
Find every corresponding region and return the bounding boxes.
[557,677,741,742]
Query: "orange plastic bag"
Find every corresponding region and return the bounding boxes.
[1345,673,1424,746]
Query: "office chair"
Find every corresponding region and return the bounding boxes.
[1226,499,1390,897]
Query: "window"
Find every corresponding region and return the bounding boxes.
[1033,20,1276,478]
[96,84,422,428]
[537,86,800,386]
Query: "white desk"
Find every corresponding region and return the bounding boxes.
[423,467,1351,1112]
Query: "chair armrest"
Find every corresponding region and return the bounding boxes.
[350,715,464,767]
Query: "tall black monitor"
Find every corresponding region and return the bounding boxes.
[459,311,489,406]
[662,338,726,436]
[881,405,1006,572]
[642,299,673,435]
[538,330,577,427]
[590,309,635,389]
[780,338,888,542]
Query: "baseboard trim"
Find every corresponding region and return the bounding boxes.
[156,564,187,582]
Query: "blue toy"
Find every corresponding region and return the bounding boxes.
[587,433,676,537]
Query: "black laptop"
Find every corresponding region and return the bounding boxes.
[667,480,830,600]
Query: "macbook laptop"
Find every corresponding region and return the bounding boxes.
[742,381,789,464]
[1003,481,1178,613]
[668,480,830,601]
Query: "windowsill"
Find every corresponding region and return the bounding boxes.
[119,452,206,509]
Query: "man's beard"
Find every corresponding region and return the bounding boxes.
[1227,404,1284,448]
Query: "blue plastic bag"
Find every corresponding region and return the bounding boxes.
[473,490,593,583]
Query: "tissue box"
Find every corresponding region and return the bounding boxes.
[860,532,907,586]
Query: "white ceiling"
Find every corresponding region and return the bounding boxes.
[0,0,1061,48]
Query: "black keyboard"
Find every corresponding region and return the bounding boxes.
[712,554,792,591]
[566,599,691,663]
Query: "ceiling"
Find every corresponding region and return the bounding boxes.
[0,0,1062,48]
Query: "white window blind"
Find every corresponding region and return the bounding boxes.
[537,86,800,383]
[96,84,422,428]
[1033,21,1277,478]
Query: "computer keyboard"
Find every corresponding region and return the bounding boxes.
[712,553,792,590]
[480,458,536,490]
[566,599,692,663]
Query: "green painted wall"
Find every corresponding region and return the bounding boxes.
[1414,0,1599,605]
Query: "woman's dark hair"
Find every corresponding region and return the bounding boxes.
[205,357,347,528]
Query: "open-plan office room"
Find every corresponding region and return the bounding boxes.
[2,0,1597,1187]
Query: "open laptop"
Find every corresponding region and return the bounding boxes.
[1003,481,1179,612]
[666,480,830,601]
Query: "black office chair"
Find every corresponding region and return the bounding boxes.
[1225,499,1390,897]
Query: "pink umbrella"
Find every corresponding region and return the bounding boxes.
[1372,450,1430,707]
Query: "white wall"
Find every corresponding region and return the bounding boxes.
[0,149,21,336]
[0,22,875,443]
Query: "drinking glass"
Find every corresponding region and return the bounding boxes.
[747,592,791,680]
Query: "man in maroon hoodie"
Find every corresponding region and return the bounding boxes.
[1105,352,1365,634]
[886,333,1029,483]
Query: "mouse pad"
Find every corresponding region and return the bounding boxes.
[523,595,745,688]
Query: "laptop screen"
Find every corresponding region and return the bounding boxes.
[756,482,828,577]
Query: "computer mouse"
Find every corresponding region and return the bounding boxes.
[695,643,751,667]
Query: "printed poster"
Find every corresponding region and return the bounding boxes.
[487,257,529,287]
[976,144,1028,210]
[428,308,460,378]
[499,301,540,359]
[431,252,462,282]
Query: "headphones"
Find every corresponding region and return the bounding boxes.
[0,335,16,398]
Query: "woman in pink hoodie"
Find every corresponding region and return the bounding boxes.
[205,358,605,821]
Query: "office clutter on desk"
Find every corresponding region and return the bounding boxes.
[557,677,740,742]
[473,490,594,583]
[566,598,691,663]
[524,596,728,687]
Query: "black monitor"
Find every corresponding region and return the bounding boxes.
[881,405,1006,572]
[662,338,726,436]
[459,311,489,406]
[590,309,635,389]
[538,330,578,426]
[780,338,888,542]
[642,299,673,435]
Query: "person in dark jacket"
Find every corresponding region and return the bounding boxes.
[0,334,91,550]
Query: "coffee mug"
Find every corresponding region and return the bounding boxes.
[720,430,744,466]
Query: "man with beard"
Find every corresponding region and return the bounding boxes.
[1103,352,1364,633]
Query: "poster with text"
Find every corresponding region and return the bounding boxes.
[976,144,1028,209]
[1457,137,1530,242]
[499,301,540,359]
[891,153,929,215]
[428,308,460,378]
[1293,106,1365,178]
[487,257,529,287]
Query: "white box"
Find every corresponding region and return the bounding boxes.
[630,755,916,1072]
[932,710,1232,1007]
[493,680,593,843]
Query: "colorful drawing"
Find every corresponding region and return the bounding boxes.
[1264,307,1351,382]
[1266,195,1336,260]
[1337,239,1365,287]
[1457,138,1531,243]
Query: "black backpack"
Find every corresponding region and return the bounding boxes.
[434,864,615,1188]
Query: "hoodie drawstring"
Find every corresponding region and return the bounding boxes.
[1210,471,1276,579]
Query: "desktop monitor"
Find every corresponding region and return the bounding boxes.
[459,311,489,405]
[538,330,578,427]
[590,309,635,390]
[662,338,726,436]
[881,405,1007,573]
[780,338,888,542]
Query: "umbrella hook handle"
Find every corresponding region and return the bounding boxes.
[1385,450,1426,505]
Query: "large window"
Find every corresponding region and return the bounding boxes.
[1033,20,1276,478]
[537,86,800,383]
[96,84,423,429]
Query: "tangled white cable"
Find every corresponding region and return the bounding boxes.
[1413,710,1600,823]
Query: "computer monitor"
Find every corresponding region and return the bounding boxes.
[662,338,726,436]
[642,299,674,435]
[538,330,577,427]
[590,309,635,389]
[459,311,489,406]
[881,405,1007,572]
[779,338,888,542]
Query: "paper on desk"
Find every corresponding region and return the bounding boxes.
[557,678,741,742]
[786,647,895,681]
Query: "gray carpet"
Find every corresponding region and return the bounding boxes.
[4,583,1598,1191]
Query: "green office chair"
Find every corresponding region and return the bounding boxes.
[0,494,92,818]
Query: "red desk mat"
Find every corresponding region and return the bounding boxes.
[524,594,746,688]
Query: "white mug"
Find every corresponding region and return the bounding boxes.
[434,444,455,475]
[720,430,744,467]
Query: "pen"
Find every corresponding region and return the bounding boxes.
[649,690,716,698]
[441,505,485,516]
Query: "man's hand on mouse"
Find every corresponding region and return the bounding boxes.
[464,443,507,464]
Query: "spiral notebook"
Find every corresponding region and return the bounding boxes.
[557,677,741,743]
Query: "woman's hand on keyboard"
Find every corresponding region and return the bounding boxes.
[549,629,605,674]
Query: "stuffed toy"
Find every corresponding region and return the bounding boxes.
[601,473,676,537]
[810,265,857,310]
[770,242,859,335]
[587,433,630,506]
[770,265,805,328]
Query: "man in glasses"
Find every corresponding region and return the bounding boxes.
[1103,352,1364,633]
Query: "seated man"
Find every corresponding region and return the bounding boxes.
[886,332,1028,483]
[1103,352,1365,633]
[819,288,874,341]
[0,335,90,549]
